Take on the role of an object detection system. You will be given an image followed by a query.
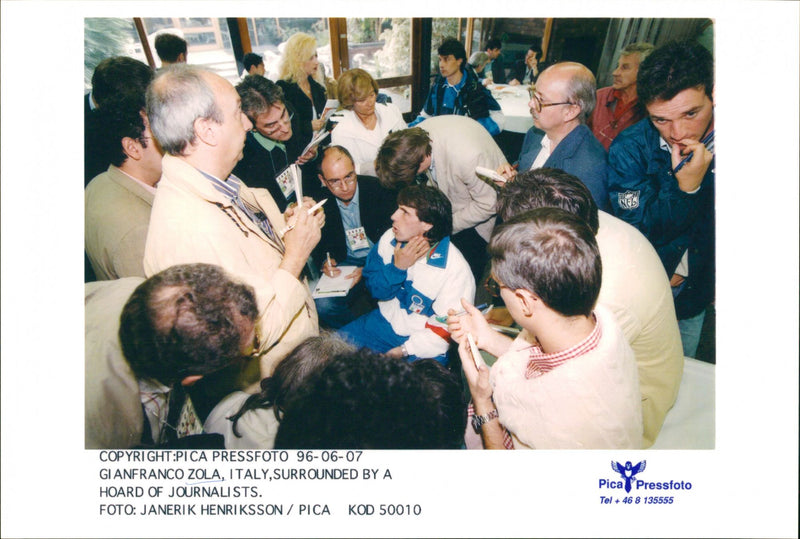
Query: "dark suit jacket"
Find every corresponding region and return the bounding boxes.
[488,53,507,84]
[232,112,319,213]
[277,77,327,131]
[518,124,611,212]
[312,175,396,264]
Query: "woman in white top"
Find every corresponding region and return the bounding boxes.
[331,68,406,177]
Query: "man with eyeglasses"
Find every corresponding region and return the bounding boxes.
[496,62,610,212]
[233,74,321,212]
[312,146,396,328]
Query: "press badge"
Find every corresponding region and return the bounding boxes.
[346,226,370,251]
[275,166,295,200]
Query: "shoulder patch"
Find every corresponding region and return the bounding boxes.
[618,190,640,210]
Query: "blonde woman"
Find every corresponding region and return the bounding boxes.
[277,32,327,133]
[331,69,406,176]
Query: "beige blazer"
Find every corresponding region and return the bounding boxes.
[420,116,506,241]
[144,155,318,385]
[596,211,684,447]
[85,165,155,280]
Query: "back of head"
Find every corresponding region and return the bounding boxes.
[337,68,379,110]
[374,127,431,188]
[279,32,320,83]
[154,33,188,64]
[229,333,356,434]
[410,359,467,449]
[274,349,465,449]
[496,167,599,234]
[396,184,453,242]
[468,51,489,70]
[119,263,257,386]
[91,56,153,108]
[93,95,149,168]
[550,61,596,122]
[637,40,714,105]
[243,52,264,72]
[437,37,467,64]
[620,41,655,65]
[236,74,285,123]
[489,207,602,317]
[146,65,222,156]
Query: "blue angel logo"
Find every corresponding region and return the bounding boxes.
[611,460,646,493]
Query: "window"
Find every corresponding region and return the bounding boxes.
[84,18,140,90]
[245,18,331,81]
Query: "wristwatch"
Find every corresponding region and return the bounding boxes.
[472,408,499,433]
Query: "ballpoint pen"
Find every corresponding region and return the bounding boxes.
[280,198,327,236]
[673,130,715,174]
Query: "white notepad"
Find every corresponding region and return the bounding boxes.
[311,266,358,298]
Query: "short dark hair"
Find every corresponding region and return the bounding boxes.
[374,127,432,188]
[397,185,452,243]
[527,43,543,59]
[318,145,355,176]
[91,56,153,108]
[496,168,599,235]
[485,38,502,51]
[154,33,188,63]
[637,40,714,106]
[410,359,467,449]
[274,349,466,449]
[119,263,258,385]
[236,74,286,124]
[489,208,602,317]
[93,96,149,167]
[243,52,264,72]
[437,37,467,65]
[228,334,355,436]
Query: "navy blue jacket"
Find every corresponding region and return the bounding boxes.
[607,118,715,319]
[518,124,610,212]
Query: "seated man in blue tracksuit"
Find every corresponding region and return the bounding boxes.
[409,37,505,136]
[338,185,475,364]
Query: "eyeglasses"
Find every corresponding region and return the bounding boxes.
[484,275,506,297]
[528,85,575,113]
[261,107,293,135]
[324,171,357,191]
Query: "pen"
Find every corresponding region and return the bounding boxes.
[451,303,489,317]
[279,199,328,236]
[326,252,332,270]
[672,130,715,174]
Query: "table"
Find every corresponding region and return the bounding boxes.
[489,84,534,134]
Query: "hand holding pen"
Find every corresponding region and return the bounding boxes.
[672,130,714,193]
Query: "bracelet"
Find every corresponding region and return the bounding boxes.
[471,408,499,434]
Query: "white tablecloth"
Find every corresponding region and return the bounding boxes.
[650,357,715,449]
[490,84,533,134]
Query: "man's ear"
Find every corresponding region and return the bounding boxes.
[514,288,539,317]
[194,117,218,147]
[318,173,326,187]
[121,137,143,161]
[563,103,582,124]
[421,221,433,235]
[181,374,203,387]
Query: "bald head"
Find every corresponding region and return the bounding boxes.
[540,62,597,122]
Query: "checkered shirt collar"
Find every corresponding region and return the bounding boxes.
[525,313,601,379]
